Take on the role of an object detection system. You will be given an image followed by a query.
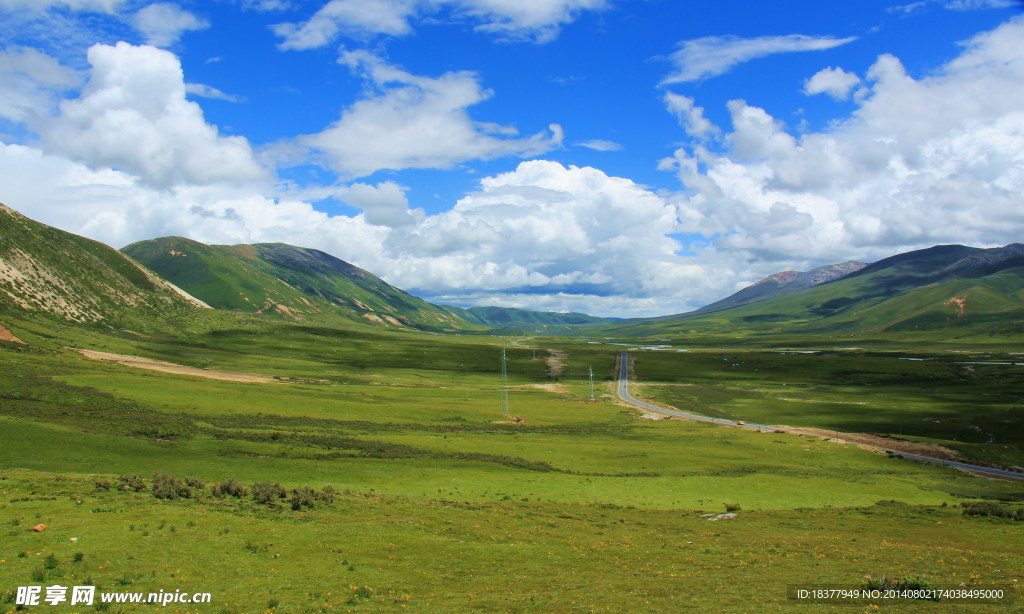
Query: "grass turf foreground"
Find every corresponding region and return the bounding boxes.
[1,471,1022,613]
[1,317,1023,612]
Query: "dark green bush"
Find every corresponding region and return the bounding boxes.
[316,485,336,504]
[252,482,286,505]
[151,473,192,500]
[289,487,316,511]
[116,475,146,492]
[211,477,248,499]
[960,501,1024,520]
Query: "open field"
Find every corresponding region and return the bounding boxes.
[1,317,1022,612]
[2,471,1022,613]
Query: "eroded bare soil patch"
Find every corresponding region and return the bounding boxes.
[73,349,281,384]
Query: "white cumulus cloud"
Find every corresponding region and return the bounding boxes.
[663,92,718,140]
[41,42,266,188]
[132,3,209,47]
[297,51,563,178]
[803,66,861,100]
[662,17,1024,269]
[0,46,81,123]
[662,34,858,84]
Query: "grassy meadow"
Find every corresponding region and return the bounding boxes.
[1,316,1022,612]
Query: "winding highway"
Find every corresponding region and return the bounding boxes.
[616,351,775,432]
[615,351,1024,481]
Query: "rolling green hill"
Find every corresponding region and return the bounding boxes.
[122,237,479,332]
[0,202,208,330]
[606,243,1024,340]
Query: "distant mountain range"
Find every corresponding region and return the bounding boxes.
[607,243,1024,338]
[1,202,1021,339]
[442,305,613,331]
[690,261,868,315]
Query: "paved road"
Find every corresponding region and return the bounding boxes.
[616,351,775,432]
[615,351,1024,482]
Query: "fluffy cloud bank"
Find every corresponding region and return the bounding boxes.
[662,17,1024,269]
[4,17,1024,318]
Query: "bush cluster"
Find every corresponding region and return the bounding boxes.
[100,472,337,510]
[152,473,194,500]
[211,478,248,499]
[960,501,1024,520]
[116,475,146,492]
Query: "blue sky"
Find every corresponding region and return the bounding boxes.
[1,0,1023,317]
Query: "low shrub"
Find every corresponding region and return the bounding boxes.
[316,485,336,504]
[960,501,1024,520]
[289,487,316,511]
[151,473,192,500]
[116,475,146,492]
[211,478,248,499]
[252,482,286,506]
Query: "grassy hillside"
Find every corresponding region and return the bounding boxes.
[122,237,479,332]
[605,244,1024,342]
[0,203,208,330]
[692,260,867,315]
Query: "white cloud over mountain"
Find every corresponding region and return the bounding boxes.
[1,17,1023,317]
[662,16,1024,268]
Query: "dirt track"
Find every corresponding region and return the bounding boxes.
[74,349,281,384]
[774,426,961,460]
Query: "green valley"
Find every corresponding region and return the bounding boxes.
[1,205,1021,612]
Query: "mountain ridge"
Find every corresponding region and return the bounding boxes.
[0,202,209,329]
[691,260,867,315]
[122,236,480,332]
[602,242,1024,339]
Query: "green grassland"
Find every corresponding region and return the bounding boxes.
[1,316,1022,612]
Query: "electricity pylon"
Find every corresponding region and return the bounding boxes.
[588,365,595,401]
[500,346,510,417]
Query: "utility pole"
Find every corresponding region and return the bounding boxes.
[500,345,510,417]
[588,365,595,401]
